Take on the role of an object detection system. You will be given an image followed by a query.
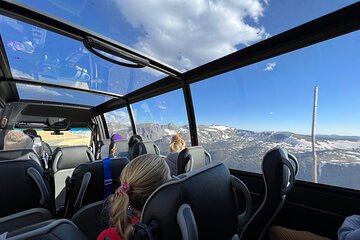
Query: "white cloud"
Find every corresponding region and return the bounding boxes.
[264,62,276,71]
[17,84,62,96]
[263,0,270,6]
[113,0,268,71]
[156,104,166,110]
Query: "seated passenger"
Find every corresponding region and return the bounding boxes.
[3,130,33,150]
[109,134,125,158]
[127,134,143,160]
[338,215,360,240]
[97,154,170,240]
[269,214,360,240]
[23,128,39,139]
[166,134,186,176]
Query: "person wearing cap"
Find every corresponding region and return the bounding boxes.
[3,130,33,150]
[110,134,124,158]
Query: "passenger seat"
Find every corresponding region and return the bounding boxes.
[64,157,129,218]
[135,163,252,239]
[176,146,212,175]
[131,141,160,159]
[51,145,94,210]
[0,149,41,166]
[0,159,54,219]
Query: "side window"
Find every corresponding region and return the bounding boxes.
[104,107,132,139]
[131,89,190,155]
[191,30,360,190]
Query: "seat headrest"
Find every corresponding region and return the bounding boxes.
[52,145,94,171]
[141,163,239,239]
[132,141,159,159]
[110,140,129,156]
[262,147,297,196]
[0,149,41,165]
[177,146,210,175]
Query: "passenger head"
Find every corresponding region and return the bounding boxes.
[170,134,186,152]
[4,130,33,150]
[110,154,170,239]
[23,128,38,139]
[128,134,142,148]
[110,134,124,157]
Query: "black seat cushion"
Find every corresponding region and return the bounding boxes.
[51,145,94,172]
[64,157,129,218]
[0,159,53,218]
[132,141,159,159]
[141,163,239,240]
[240,147,297,240]
[5,219,87,240]
[0,149,41,166]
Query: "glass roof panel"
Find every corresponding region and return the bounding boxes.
[16,83,112,106]
[12,0,359,71]
[0,15,163,95]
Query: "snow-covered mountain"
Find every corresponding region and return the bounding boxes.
[108,123,360,189]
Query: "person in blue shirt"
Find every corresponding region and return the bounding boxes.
[338,215,360,240]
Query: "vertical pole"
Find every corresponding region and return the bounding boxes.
[182,80,199,146]
[126,99,137,135]
[312,86,318,183]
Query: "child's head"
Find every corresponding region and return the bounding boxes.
[169,134,186,152]
[110,154,170,239]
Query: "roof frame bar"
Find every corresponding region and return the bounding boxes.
[0,0,183,79]
[1,78,124,100]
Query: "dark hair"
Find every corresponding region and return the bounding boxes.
[128,135,142,148]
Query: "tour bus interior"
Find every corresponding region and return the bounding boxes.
[0,1,360,239]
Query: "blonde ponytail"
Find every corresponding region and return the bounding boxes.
[110,154,170,239]
[170,134,186,152]
[110,193,133,239]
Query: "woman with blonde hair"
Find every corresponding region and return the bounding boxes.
[97,154,170,240]
[166,134,186,176]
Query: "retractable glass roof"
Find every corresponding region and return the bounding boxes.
[16,83,112,106]
[0,15,167,96]
[0,1,358,108]
[10,0,358,71]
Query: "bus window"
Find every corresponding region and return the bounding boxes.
[131,89,190,155]
[191,30,360,190]
[104,107,132,139]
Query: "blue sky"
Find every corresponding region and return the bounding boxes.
[4,0,360,135]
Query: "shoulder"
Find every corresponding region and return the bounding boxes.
[97,227,123,240]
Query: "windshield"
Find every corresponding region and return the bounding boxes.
[18,128,91,147]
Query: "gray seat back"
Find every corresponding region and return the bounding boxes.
[5,219,87,240]
[71,200,105,240]
[176,146,211,175]
[239,147,298,240]
[111,140,129,158]
[64,157,129,218]
[137,163,252,240]
[0,159,53,218]
[0,208,51,233]
[132,141,160,159]
[51,145,94,209]
[0,149,41,166]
